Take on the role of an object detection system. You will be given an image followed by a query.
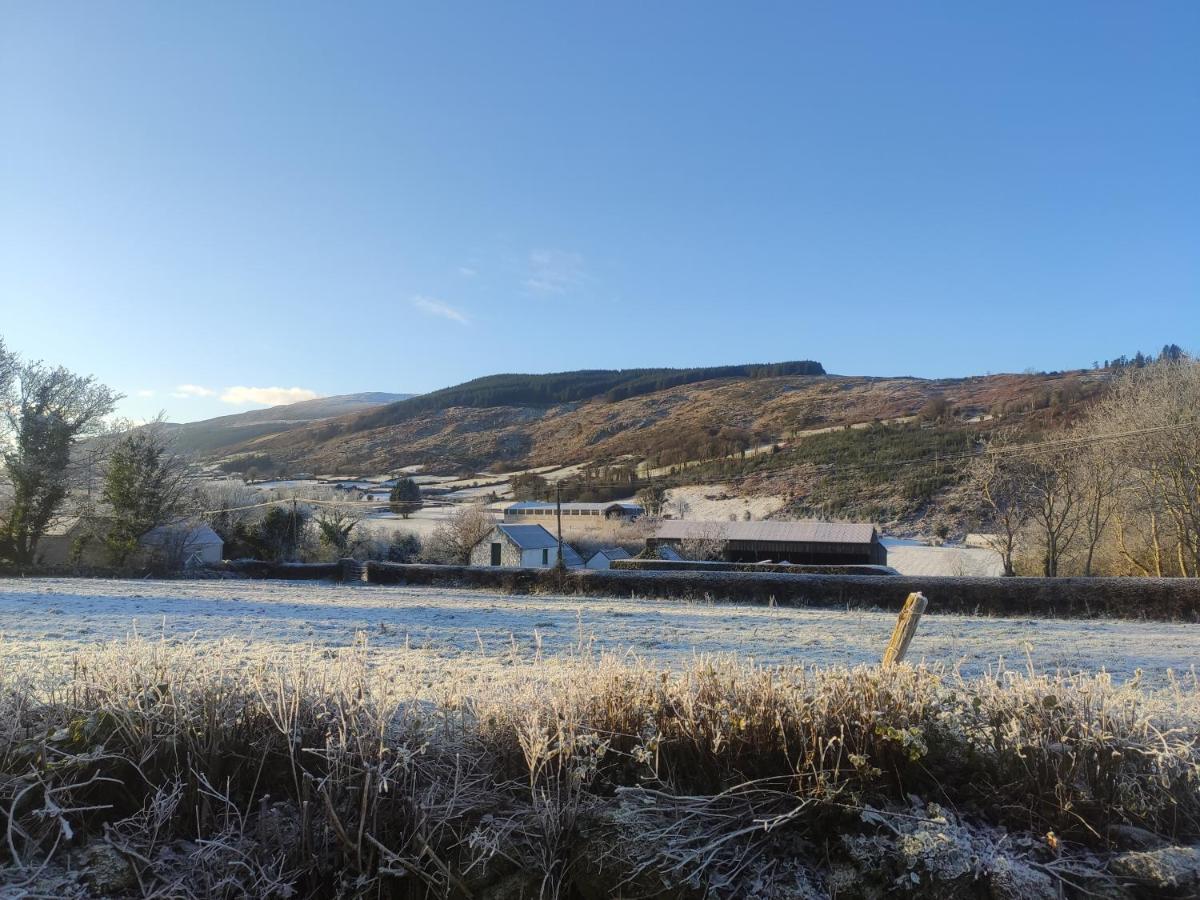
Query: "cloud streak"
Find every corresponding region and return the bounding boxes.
[525,248,585,295]
[172,384,215,399]
[413,295,470,325]
[220,386,321,406]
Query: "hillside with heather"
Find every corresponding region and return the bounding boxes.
[196,363,1119,531]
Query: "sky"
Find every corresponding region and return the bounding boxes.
[1,2,1197,423]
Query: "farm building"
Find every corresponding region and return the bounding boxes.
[470,524,584,569]
[881,538,1003,577]
[36,517,105,567]
[584,547,631,570]
[649,520,887,566]
[503,501,642,522]
[140,522,225,567]
[36,518,224,568]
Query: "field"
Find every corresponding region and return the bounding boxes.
[2,578,1199,898]
[2,578,1197,683]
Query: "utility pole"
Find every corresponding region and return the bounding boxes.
[291,498,298,561]
[555,481,564,569]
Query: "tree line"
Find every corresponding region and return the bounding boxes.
[352,361,825,431]
[969,356,1200,577]
[0,337,433,570]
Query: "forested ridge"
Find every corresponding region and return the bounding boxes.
[352,360,825,430]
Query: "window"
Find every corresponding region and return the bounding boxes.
[542,548,549,565]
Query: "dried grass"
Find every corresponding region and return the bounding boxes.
[1,636,1198,897]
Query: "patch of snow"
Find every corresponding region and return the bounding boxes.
[664,484,786,522]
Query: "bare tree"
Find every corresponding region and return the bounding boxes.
[966,429,1030,577]
[1083,359,1200,576]
[678,522,728,561]
[0,360,121,564]
[0,338,15,403]
[635,484,666,517]
[193,479,262,542]
[669,496,692,520]
[1023,449,1082,577]
[424,503,494,564]
[1071,425,1125,576]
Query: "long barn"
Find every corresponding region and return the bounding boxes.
[649,520,887,566]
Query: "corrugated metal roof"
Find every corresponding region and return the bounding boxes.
[654,519,877,545]
[506,501,643,513]
[494,525,584,565]
[496,524,560,549]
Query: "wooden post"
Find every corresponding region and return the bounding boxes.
[882,592,927,667]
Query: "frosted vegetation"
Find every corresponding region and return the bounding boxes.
[3,578,1198,685]
[2,625,1198,897]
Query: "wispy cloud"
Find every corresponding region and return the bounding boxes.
[525,248,585,295]
[220,386,321,407]
[135,389,156,398]
[171,384,215,399]
[458,265,477,278]
[413,295,470,325]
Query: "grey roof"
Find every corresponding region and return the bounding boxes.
[654,520,877,545]
[496,524,560,549]
[506,501,643,513]
[656,545,684,561]
[141,522,224,547]
[494,524,584,565]
[590,547,631,561]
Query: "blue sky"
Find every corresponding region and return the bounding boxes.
[2,2,1197,422]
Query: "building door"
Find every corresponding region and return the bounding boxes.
[490,542,502,566]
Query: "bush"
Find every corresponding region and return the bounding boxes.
[385,532,421,562]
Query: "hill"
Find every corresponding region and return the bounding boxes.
[202,365,1109,533]
[165,392,414,455]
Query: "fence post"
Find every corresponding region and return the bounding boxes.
[882,592,927,667]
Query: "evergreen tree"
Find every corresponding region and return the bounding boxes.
[250,505,309,561]
[388,477,423,518]
[1,360,119,564]
[102,423,188,566]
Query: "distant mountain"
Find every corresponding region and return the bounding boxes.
[186,362,1116,530]
[167,392,414,455]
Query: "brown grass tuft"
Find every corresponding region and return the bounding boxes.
[1,638,1197,897]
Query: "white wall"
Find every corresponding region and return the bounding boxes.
[521,548,554,568]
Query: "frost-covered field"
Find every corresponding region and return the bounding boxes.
[1,577,1197,685]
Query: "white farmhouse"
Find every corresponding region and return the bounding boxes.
[470,524,583,568]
